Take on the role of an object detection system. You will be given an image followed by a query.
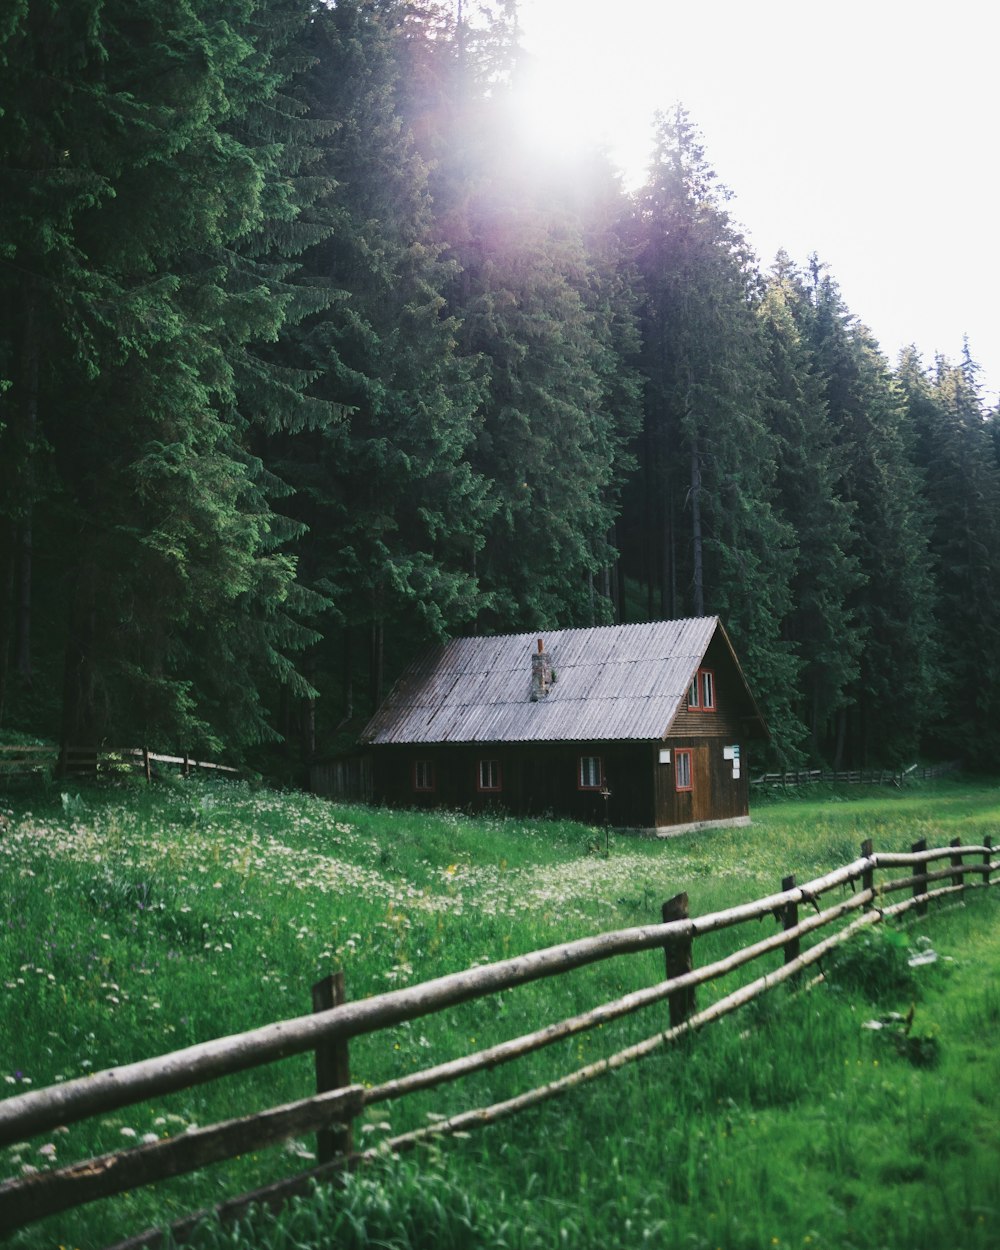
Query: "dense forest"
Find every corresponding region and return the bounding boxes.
[2,0,998,776]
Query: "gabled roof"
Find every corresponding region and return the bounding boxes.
[361,616,765,745]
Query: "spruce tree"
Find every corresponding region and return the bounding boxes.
[899,343,1000,765]
[392,1,642,633]
[274,0,490,730]
[808,268,937,766]
[626,108,802,760]
[759,254,864,756]
[0,0,336,753]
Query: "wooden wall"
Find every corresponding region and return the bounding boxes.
[372,741,657,828]
[372,738,749,831]
[653,739,749,829]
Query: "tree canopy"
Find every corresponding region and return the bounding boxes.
[1,1,995,775]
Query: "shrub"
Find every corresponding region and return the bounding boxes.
[824,926,918,1003]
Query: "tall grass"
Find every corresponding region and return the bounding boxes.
[2,775,999,1249]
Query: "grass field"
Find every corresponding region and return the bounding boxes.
[2,774,999,1249]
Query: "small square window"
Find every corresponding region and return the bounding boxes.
[675,749,692,792]
[579,755,603,790]
[478,759,502,792]
[413,760,435,791]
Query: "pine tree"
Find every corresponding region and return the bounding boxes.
[456,190,640,629]
[391,1,642,633]
[808,268,937,766]
[759,254,864,755]
[0,0,336,753]
[899,343,1000,765]
[626,108,802,760]
[273,0,490,731]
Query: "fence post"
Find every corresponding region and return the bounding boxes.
[985,836,993,888]
[860,839,874,910]
[311,971,352,1164]
[912,838,928,916]
[142,747,152,784]
[781,874,800,970]
[662,893,694,1029]
[182,753,191,778]
[950,836,964,899]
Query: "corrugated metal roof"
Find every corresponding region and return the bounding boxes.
[361,617,726,745]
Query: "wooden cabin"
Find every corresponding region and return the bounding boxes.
[358,617,768,835]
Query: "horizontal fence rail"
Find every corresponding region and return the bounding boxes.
[0,836,995,1248]
[752,761,962,787]
[0,746,237,783]
[0,745,59,779]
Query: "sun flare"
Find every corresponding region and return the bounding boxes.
[505,58,605,164]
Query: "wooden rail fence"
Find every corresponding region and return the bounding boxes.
[751,761,962,788]
[0,746,238,784]
[0,836,995,1249]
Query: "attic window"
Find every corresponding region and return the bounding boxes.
[688,668,715,711]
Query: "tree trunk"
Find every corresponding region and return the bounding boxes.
[333,628,355,735]
[14,521,32,684]
[667,484,677,617]
[833,705,847,773]
[690,438,705,616]
[369,619,384,710]
[59,560,99,770]
[303,694,316,761]
[659,490,671,618]
[643,421,656,620]
[13,277,40,686]
[605,523,621,623]
[0,526,13,724]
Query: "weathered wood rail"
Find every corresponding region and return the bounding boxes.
[752,761,962,787]
[0,836,994,1248]
[0,744,58,781]
[0,745,238,784]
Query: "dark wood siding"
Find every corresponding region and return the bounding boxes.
[372,742,657,828]
[310,756,373,803]
[654,738,749,828]
[667,631,761,741]
[669,705,745,739]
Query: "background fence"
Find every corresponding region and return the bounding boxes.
[0,834,994,1250]
[0,746,238,784]
[751,761,963,787]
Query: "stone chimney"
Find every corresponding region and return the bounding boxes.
[530,637,552,701]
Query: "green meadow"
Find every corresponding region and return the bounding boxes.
[2,775,999,1250]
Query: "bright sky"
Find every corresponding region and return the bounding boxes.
[513,0,1000,406]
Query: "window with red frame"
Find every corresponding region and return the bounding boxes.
[477,759,502,792]
[688,668,715,711]
[675,748,692,791]
[579,755,603,789]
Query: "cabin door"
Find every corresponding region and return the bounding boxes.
[658,744,713,828]
[689,746,712,822]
